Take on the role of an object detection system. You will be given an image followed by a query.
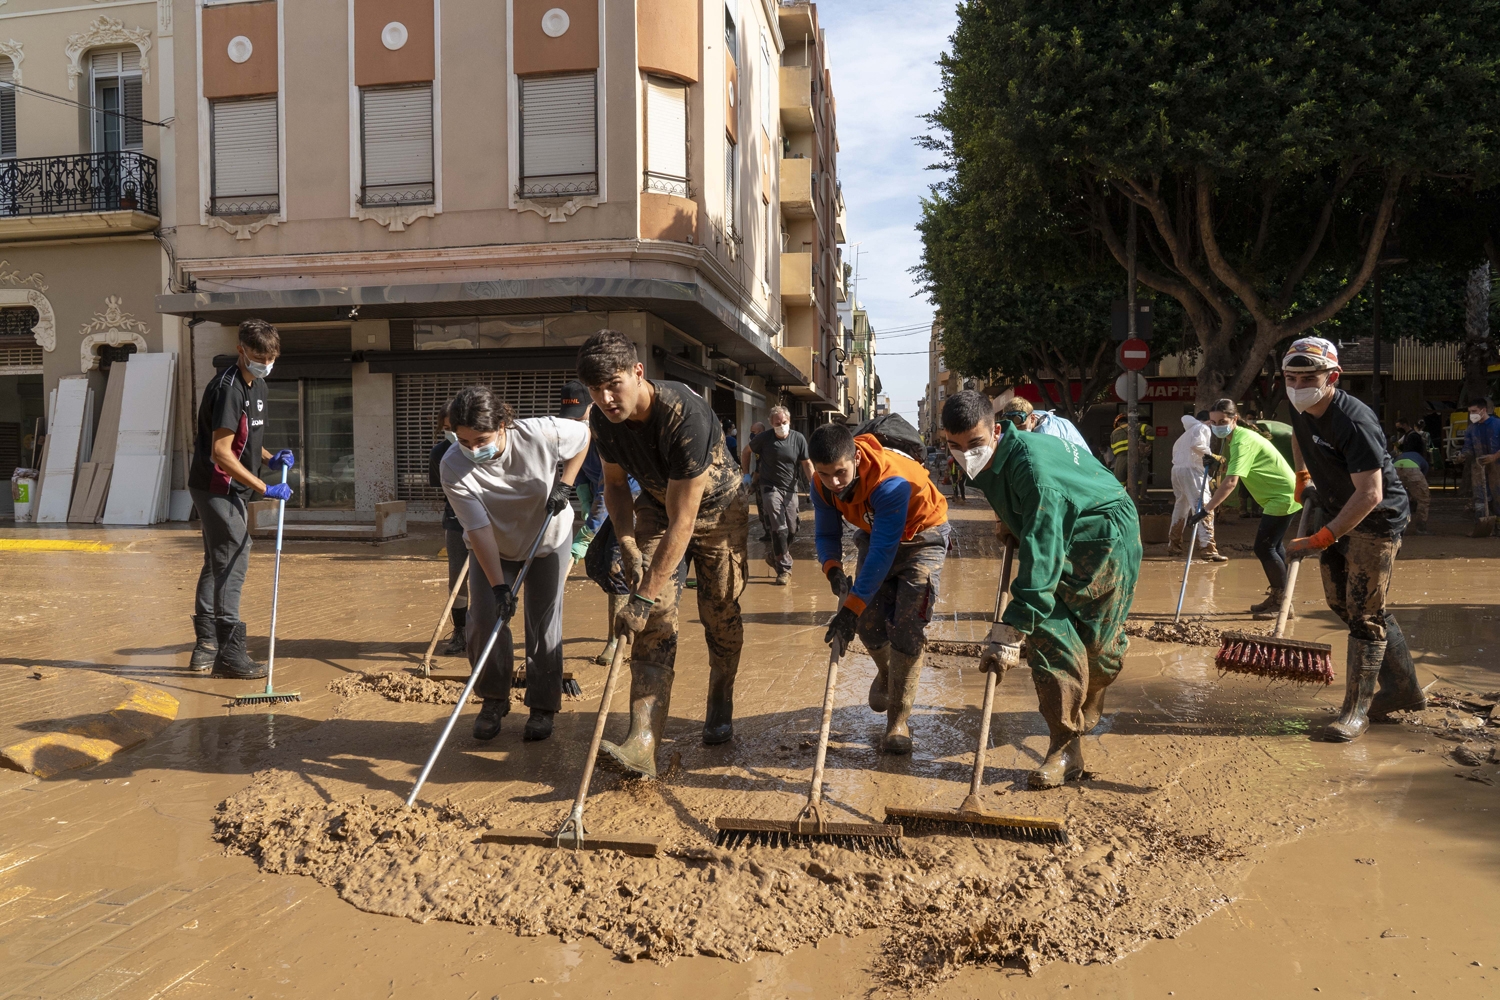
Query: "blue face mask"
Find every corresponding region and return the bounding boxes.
[461,442,499,463]
[443,430,458,444]
[1211,423,1233,439]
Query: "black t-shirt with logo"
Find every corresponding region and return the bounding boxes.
[747,428,809,492]
[589,380,740,513]
[188,364,267,498]
[1289,389,1409,537]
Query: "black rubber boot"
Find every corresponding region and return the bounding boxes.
[599,660,673,778]
[867,644,891,713]
[1319,638,1385,742]
[1370,620,1427,719]
[703,653,737,745]
[882,647,924,754]
[442,607,467,656]
[189,614,217,672]
[523,708,554,741]
[472,698,506,741]
[211,621,268,680]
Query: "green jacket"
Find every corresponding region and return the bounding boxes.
[971,428,1136,634]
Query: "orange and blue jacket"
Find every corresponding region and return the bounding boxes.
[812,434,948,614]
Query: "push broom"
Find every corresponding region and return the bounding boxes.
[1215,504,1334,684]
[885,540,1069,844]
[233,466,301,707]
[714,627,904,853]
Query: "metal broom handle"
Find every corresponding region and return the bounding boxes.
[264,464,288,696]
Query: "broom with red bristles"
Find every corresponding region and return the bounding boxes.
[1215,504,1334,684]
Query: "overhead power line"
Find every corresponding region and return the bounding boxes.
[4,80,173,128]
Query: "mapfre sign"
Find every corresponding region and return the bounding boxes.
[1015,378,1197,405]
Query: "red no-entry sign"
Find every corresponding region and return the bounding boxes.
[1119,338,1150,372]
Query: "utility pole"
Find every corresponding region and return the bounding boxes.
[1126,201,1140,500]
[1371,267,1383,427]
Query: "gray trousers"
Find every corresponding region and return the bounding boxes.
[760,484,799,573]
[191,488,252,625]
[467,548,568,712]
[445,526,469,609]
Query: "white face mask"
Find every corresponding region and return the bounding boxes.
[773,423,789,439]
[1286,384,1328,413]
[949,443,995,480]
[1470,411,1485,424]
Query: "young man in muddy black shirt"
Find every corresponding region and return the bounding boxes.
[812,422,949,754]
[942,390,1141,789]
[186,319,294,680]
[1282,337,1422,742]
[743,405,813,586]
[579,330,748,779]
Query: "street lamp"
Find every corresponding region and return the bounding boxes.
[829,346,848,381]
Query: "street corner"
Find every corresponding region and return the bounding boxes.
[0,664,179,779]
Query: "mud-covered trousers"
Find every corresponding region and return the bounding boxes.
[760,484,798,574]
[1026,503,1141,738]
[851,525,950,657]
[630,488,749,681]
[1319,532,1400,644]
[1396,468,1429,530]
[466,547,568,712]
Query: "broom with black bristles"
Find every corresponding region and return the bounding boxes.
[884,540,1069,845]
[714,615,903,853]
[1215,504,1334,684]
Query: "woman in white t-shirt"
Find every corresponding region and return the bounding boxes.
[440,386,589,742]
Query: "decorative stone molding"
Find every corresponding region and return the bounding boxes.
[355,203,436,232]
[0,39,24,85]
[157,0,172,36]
[207,213,280,241]
[79,296,149,371]
[515,194,600,224]
[0,259,46,292]
[80,331,148,372]
[0,288,56,352]
[66,17,152,92]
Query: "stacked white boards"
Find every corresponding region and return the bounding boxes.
[102,352,178,525]
[34,377,93,523]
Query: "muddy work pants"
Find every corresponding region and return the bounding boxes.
[1026,504,1141,738]
[852,525,950,656]
[1471,459,1500,518]
[1396,468,1429,530]
[630,489,749,678]
[760,484,798,574]
[1319,532,1400,643]
[466,547,568,712]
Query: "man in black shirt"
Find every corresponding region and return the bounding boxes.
[742,405,813,585]
[579,330,748,778]
[186,319,294,679]
[1283,337,1422,742]
[428,406,467,655]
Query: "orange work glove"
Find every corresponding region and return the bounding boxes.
[1294,469,1312,502]
[1285,526,1335,558]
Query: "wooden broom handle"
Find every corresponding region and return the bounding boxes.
[968,539,1016,800]
[1272,504,1315,638]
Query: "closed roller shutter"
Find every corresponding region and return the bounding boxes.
[362,85,434,206]
[0,57,13,158]
[644,77,687,197]
[394,368,574,507]
[520,73,596,198]
[212,98,279,215]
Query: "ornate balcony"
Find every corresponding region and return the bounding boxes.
[0,151,159,239]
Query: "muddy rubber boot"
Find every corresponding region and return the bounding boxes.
[775,571,790,586]
[1370,622,1427,719]
[703,653,738,745]
[595,595,625,665]
[881,647,924,754]
[599,660,673,779]
[472,698,506,741]
[1319,638,1385,743]
[211,621,268,680]
[523,708,554,741]
[442,607,467,656]
[1081,685,1107,734]
[1167,518,1185,557]
[1196,543,1229,563]
[189,614,217,672]
[866,644,891,712]
[1248,590,1282,617]
[1028,714,1086,788]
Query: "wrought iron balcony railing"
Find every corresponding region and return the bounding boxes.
[0,151,158,218]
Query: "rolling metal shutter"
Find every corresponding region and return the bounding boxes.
[394,368,574,508]
[520,73,596,197]
[644,77,687,196]
[0,58,13,158]
[212,98,279,214]
[724,137,736,235]
[362,85,434,205]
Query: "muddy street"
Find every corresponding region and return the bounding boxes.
[1,508,1497,998]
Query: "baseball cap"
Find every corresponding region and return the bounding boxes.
[558,379,590,419]
[1282,337,1340,371]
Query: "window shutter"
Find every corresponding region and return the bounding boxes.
[212,98,279,214]
[362,85,434,206]
[122,76,143,149]
[91,51,120,75]
[520,74,596,197]
[724,138,736,235]
[121,49,140,74]
[644,77,687,196]
[0,58,13,158]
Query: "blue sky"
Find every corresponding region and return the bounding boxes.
[816,1,958,423]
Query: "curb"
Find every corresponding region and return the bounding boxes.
[0,683,179,778]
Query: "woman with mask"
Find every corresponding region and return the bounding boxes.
[428,406,468,656]
[1281,337,1419,743]
[1186,399,1301,615]
[440,386,589,743]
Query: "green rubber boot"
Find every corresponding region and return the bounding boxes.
[598,659,673,779]
[867,643,891,712]
[1319,638,1385,742]
[881,647,924,754]
[595,594,625,665]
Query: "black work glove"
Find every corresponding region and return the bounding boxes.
[492,583,517,622]
[615,593,655,639]
[1187,507,1211,528]
[1300,485,1319,514]
[827,566,850,599]
[545,479,573,516]
[824,606,858,653]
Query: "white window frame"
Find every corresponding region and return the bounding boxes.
[643,75,688,198]
[208,96,280,216]
[519,73,599,199]
[0,57,15,159]
[196,0,287,226]
[89,49,143,154]
[359,83,435,208]
[760,33,773,137]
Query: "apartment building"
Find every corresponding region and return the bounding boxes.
[153,0,828,518]
[0,3,177,512]
[836,274,878,425]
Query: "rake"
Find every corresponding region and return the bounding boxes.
[885,540,1069,844]
[421,559,469,677]
[233,465,301,707]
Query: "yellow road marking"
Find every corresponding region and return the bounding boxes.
[0,681,178,778]
[0,539,115,553]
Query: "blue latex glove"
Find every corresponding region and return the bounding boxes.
[264,483,293,502]
[270,449,295,470]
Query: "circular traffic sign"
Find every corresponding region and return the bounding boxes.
[1115,372,1147,401]
[1119,337,1150,371]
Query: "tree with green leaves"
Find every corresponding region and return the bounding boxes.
[922,0,1500,407]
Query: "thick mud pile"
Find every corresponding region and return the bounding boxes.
[329,670,479,705]
[1123,617,1229,647]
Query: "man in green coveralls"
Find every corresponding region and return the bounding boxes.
[942,390,1142,789]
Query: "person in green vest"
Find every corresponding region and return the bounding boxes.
[942,390,1142,789]
[1187,400,1302,616]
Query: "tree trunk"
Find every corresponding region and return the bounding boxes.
[1461,262,1492,407]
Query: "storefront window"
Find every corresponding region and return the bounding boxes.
[264,379,355,509]
[412,313,611,350]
